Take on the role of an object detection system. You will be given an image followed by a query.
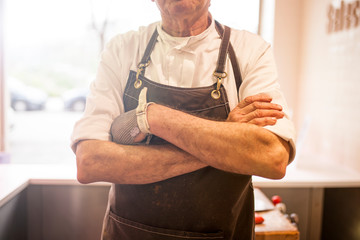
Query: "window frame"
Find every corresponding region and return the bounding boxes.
[0,0,266,163]
[0,0,5,153]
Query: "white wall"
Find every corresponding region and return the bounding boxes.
[274,0,360,171]
[273,0,302,116]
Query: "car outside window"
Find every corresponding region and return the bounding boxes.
[3,0,260,164]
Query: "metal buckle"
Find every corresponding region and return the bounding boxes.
[211,71,227,99]
[213,71,227,79]
[211,89,221,99]
[134,69,143,89]
[134,61,150,89]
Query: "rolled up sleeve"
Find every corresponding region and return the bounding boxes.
[238,34,296,163]
[70,36,127,153]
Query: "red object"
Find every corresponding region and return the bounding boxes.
[255,213,264,224]
[271,195,282,205]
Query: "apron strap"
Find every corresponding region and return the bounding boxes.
[139,28,158,67]
[214,23,230,75]
[214,21,243,95]
[136,21,243,95]
[134,29,159,88]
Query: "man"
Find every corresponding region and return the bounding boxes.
[71,0,296,239]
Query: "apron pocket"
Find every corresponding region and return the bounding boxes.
[103,210,224,240]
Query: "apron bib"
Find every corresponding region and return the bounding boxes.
[103,22,254,240]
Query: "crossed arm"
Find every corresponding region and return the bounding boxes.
[75,93,291,185]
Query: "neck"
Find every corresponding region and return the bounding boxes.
[161,12,211,37]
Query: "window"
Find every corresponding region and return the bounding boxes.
[0,0,4,159]
[1,0,260,164]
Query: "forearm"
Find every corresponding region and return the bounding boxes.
[75,139,206,184]
[147,104,290,179]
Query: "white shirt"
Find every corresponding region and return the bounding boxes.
[71,19,296,161]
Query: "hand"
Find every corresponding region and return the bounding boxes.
[227,93,284,127]
[111,87,152,145]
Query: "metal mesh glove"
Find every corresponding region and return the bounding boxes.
[111,109,140,145]
[110,87,153,145]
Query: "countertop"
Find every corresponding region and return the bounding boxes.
[1,161,360,208]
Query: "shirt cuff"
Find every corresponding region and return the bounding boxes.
[70,117,112,153]
[264,117,297,164]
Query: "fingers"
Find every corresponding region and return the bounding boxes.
[228,109,284,123]
[239,101,283,115]
[246,109,284,126]
[246,109,284,120]
[237,93,273,109]
[227,93,285,127]
[248,117,278,127]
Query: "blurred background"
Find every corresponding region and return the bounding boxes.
[1,0,360,240]
[1,0,260,164]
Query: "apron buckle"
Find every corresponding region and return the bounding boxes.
[134,61,151,89]
[211,71,227,99]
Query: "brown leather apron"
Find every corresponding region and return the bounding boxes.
[103,22,254,240]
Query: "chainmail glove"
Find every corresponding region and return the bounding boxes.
[110,87,153,144]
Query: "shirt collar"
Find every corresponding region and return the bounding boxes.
[156,17,217,52]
